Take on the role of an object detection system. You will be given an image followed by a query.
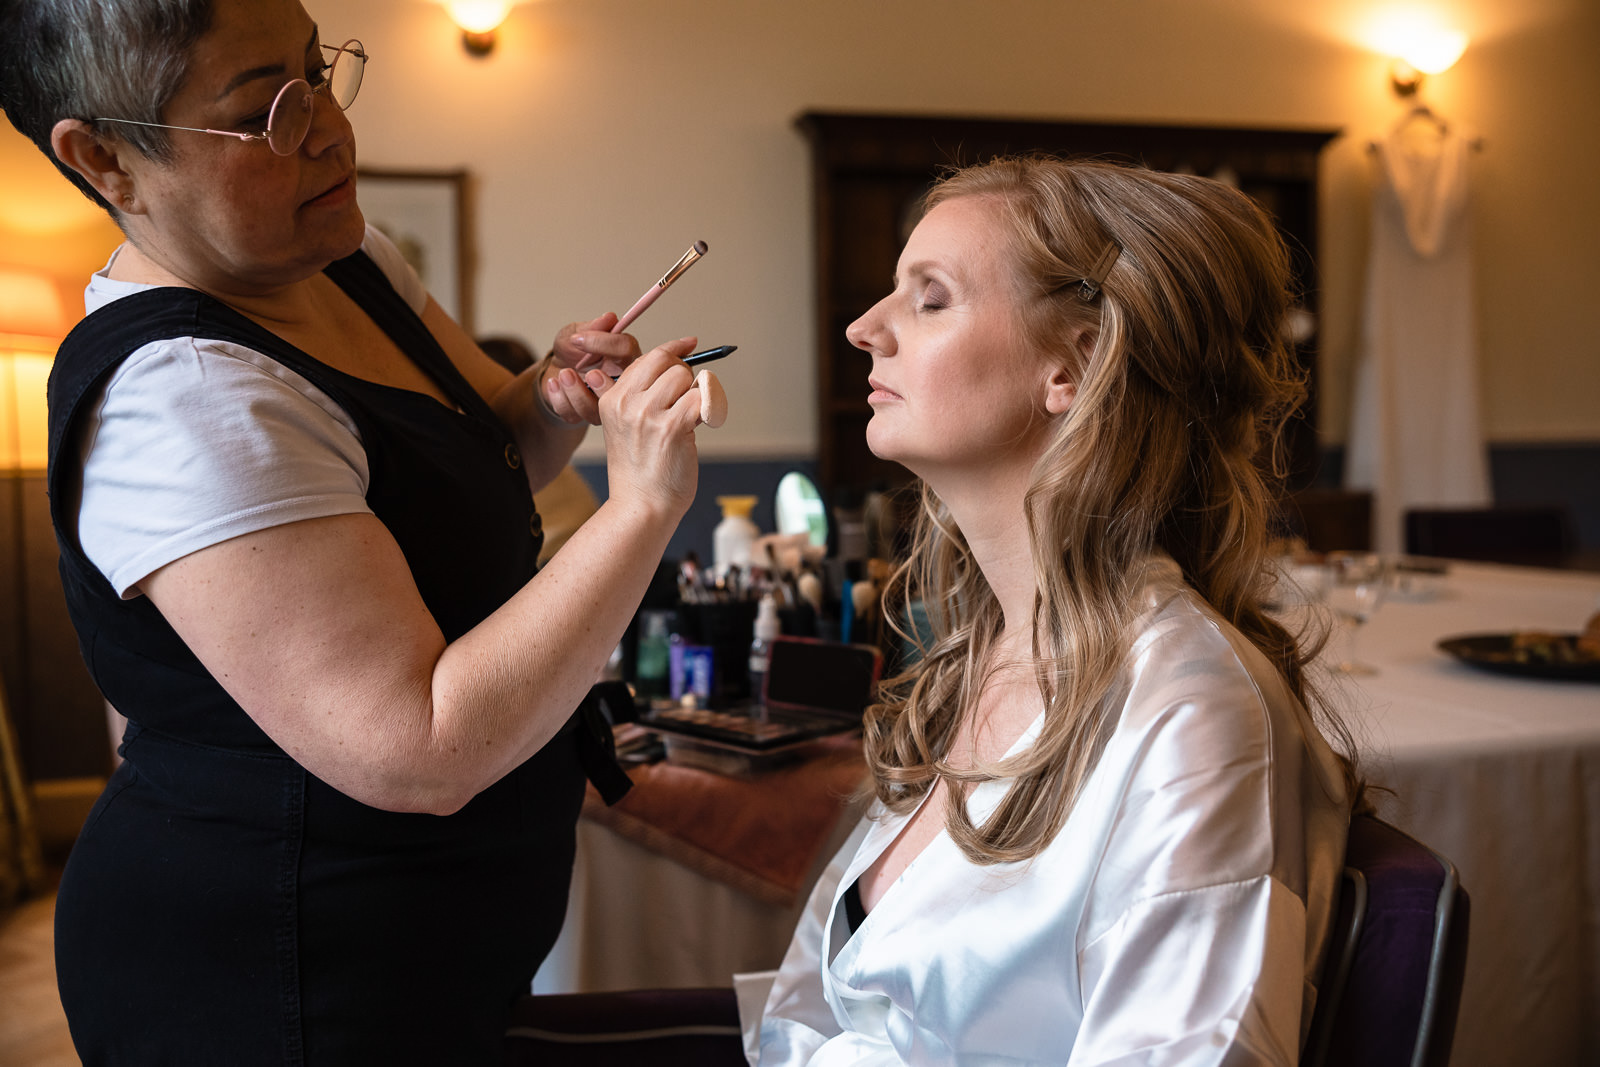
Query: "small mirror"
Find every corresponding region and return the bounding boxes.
[774,471,828,547]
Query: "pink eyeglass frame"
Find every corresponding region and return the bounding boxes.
[93,39,366,156]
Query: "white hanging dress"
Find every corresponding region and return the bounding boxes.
[1345,115,1490,553]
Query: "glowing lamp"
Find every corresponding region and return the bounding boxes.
[446,1,513,57]
[1374,13,1469,96]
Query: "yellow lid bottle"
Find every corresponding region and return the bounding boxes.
[713,495,760,579]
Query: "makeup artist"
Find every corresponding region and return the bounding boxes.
[1,0,708,1062]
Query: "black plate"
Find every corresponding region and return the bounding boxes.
[1437,633,1600,681]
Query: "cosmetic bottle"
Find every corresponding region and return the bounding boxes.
[748,594,781,712]
[635,611,672,701]
[713,496,760,580]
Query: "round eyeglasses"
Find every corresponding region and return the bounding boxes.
[94,39,367,156]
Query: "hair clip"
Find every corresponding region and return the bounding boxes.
[1078,241,1122,300]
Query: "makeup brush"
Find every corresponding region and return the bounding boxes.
[611,240,709,334]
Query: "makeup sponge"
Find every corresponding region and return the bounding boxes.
[695,369,727,428]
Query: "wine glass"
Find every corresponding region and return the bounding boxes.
[1325,552,1391,675]
[1264,551,1328,623]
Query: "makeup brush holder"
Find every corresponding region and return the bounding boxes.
[674,599,759,707]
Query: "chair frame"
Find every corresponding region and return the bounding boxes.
[1304,814,1470,1067]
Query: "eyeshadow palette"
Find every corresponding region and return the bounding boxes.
[638,636,883,753]
[641,702,852,751]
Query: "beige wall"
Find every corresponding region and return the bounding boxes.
[4,0,1596,460]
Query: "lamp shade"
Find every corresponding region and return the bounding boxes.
[0,267,66,470]
[0,351,51,469]
[0,267,67,339]
[445,0,512,34]
[1370,12,1468,76]
[1400,30,1468,75]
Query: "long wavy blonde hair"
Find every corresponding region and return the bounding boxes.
[865,156,1352,865]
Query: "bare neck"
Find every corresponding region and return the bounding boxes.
[105,237,329,330]
[934,465,1040,643]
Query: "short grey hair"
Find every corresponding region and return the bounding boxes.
[0,0,213,213]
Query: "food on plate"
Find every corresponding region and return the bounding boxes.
[1509,626,1600,665]
[1579,612,1600,658]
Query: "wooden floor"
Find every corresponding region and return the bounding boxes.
[0,892,78,1065]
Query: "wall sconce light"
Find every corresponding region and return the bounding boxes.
[1380,17,1469,97]
[445,1,513,57]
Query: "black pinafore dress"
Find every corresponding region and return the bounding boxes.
[46,250,627,1065]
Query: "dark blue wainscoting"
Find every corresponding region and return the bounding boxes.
[1487,444,1600,551]
[573,458,819,565]
[1320,443,1600,552]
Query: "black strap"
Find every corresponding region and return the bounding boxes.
[320,250,501,425]
[574,685,634,805]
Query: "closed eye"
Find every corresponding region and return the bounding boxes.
[918,281,951,312]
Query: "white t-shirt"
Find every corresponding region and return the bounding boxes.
[74,226,430,598]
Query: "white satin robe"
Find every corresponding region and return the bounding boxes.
[758,558,1349,1066]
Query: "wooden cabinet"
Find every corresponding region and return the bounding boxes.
[1,473,110,783]
[796,111,1339,506]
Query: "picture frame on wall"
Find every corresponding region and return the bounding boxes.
[355,168,472,333]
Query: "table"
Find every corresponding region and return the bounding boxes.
[1322,561,1600,1067]
[533,734,867,994]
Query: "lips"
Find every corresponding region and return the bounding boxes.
[867,377,901,403]
[305,172,354,207]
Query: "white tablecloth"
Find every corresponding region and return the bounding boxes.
[1323,561,1600,1067]
[532,811,861,995]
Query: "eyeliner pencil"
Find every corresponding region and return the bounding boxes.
[606,345,736,381]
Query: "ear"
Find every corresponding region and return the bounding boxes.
[1044,322,1101,416]
[50,119,139,214]
[1044,362,1077,416]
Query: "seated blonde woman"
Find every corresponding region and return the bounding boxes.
[757,156,1355,1065]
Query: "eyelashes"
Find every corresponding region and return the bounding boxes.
[918,282,951,312]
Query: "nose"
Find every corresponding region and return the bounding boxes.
[301,85,353,157]
[846,296,893,355]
